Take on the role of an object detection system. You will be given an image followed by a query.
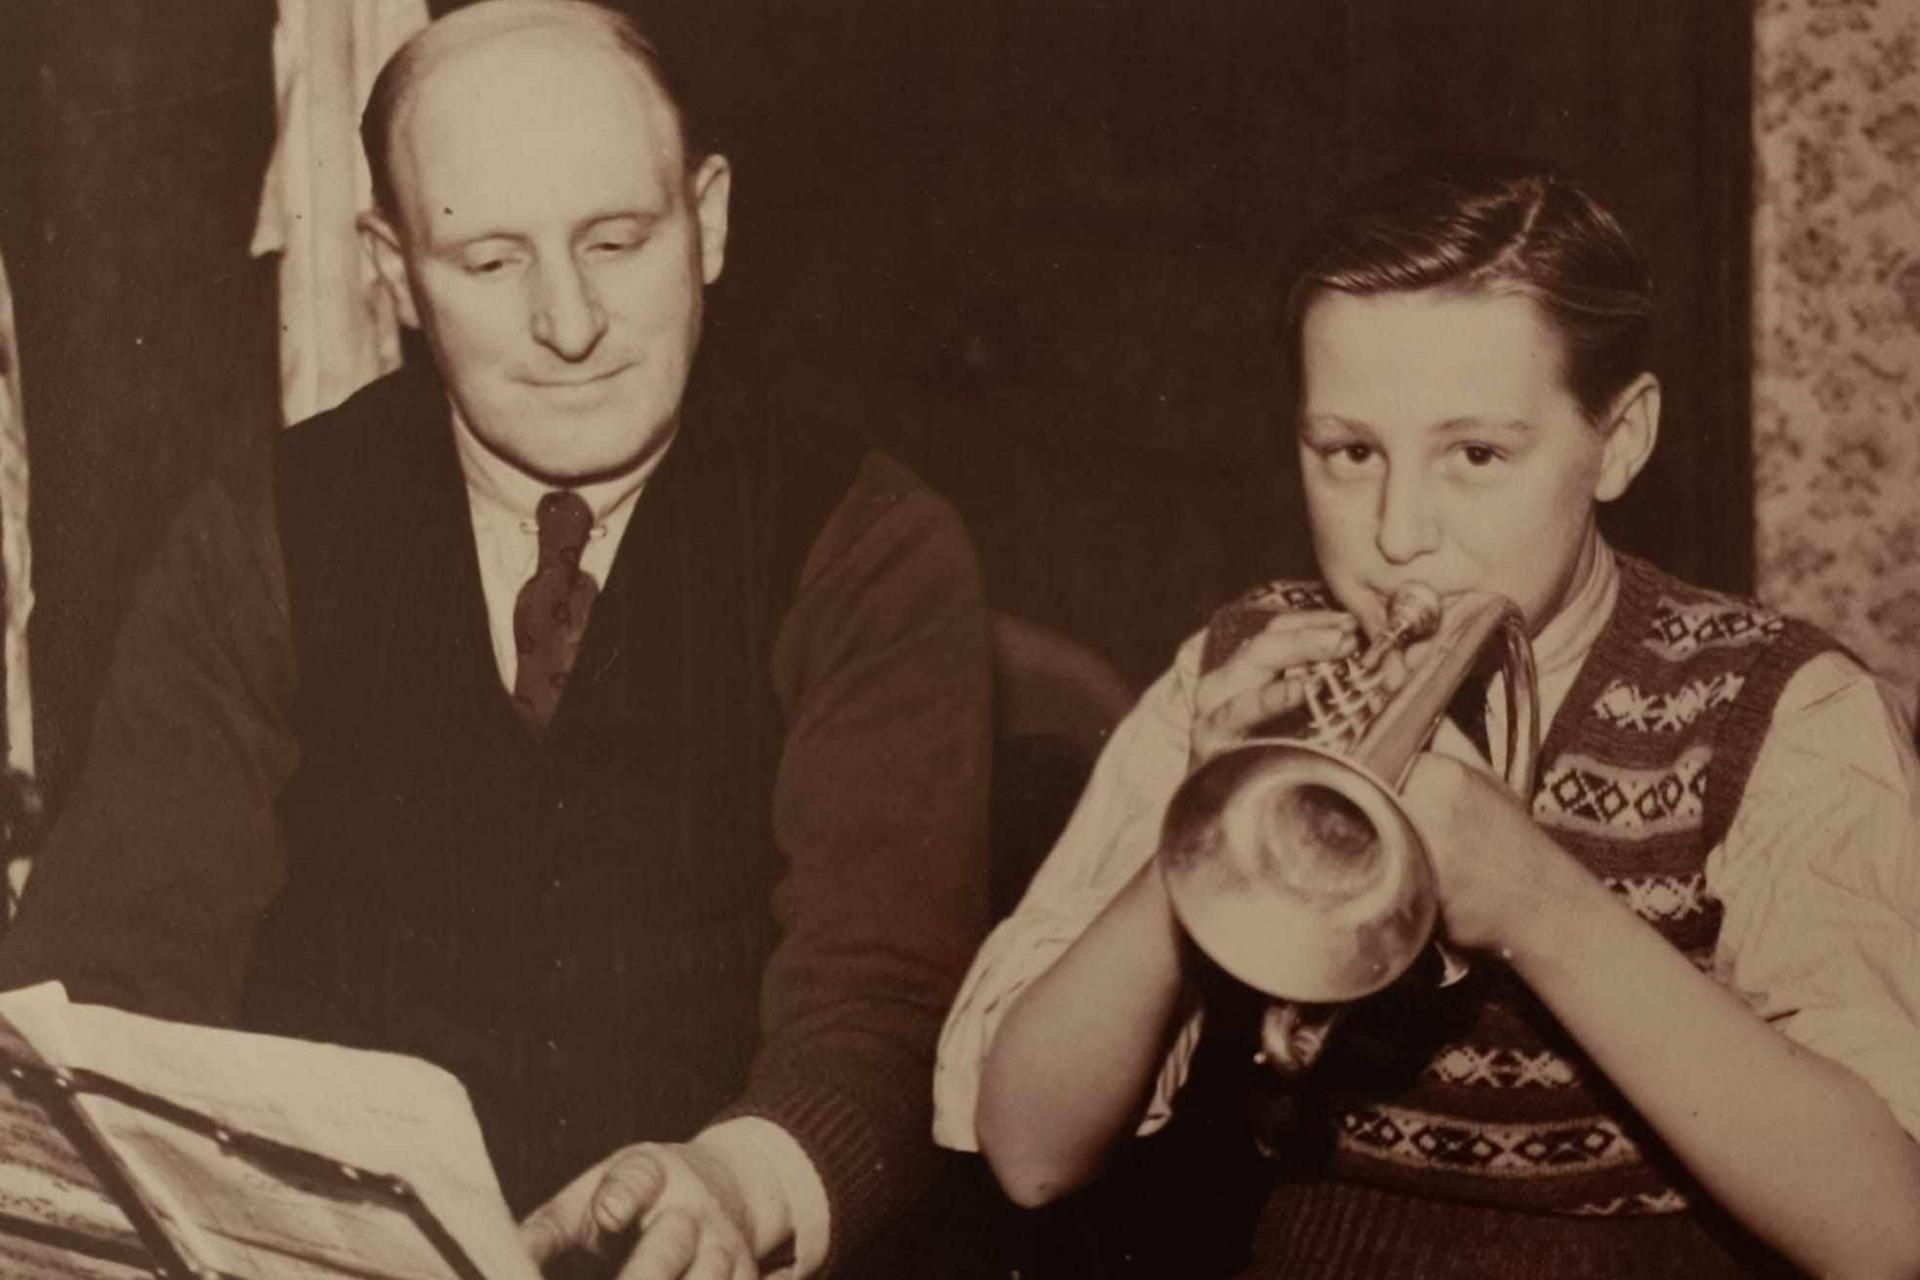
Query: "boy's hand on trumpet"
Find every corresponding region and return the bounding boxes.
[1189,610,1360,765]
[1400,751,1578,958]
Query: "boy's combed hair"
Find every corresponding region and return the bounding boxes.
[1281,157,1655,423]
[361,0,710,224]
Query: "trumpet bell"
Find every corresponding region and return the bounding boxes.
[1160,740,1437,1002]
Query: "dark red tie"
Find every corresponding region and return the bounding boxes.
[512,490,598,733]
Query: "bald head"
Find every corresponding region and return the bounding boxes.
[362,0,701,225]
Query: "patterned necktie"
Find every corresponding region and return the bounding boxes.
[511,490,599,733]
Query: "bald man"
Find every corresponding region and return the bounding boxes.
[0,4,992,1277]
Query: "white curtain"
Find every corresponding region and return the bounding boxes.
[0,249,31,782]
[252,0,430,426]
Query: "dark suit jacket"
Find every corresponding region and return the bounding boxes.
[0,362,994,1272]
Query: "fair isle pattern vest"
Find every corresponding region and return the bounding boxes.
[1199,555,1839,1216]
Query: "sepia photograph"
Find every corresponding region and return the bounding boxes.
[0,1,1914,1276]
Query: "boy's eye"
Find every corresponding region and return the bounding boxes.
[1318,442,1377,475]
[1460,444,1499,467]
[1313,441,1372,463]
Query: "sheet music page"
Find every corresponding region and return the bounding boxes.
[0,986,541,1280]
[75,1091,467,1280]
[0,985,151,1278]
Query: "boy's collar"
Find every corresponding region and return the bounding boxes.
[1531,534,1619,681]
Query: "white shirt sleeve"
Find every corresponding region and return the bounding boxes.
[933,631,1210,1151]
[1706,650,1920,1141]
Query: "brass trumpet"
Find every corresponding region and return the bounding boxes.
[1157,585,1540,1019]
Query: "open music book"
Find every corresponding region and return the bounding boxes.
[0,983,540,1280]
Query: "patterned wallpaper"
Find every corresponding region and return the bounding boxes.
[1753,0,1920,712]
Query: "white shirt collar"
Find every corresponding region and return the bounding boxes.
[1531,530,1620,687]
[449,402,669,531]
[448,401,674,693]
[1475,532,1618,776]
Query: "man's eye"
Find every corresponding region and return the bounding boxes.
[462,251,520,276]
[1458,444,1502,467]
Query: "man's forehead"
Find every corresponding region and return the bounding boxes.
[398,12,671,138]
[387,14,683,236]
[399,0,638,90]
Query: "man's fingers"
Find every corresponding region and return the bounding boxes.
[520,1146,670,1267]
[593,1148,667,1235]
[683,1236,741,1280]
[519,1206,568,1267]
[520,1160,610,1264]
[621,1209,699,1280]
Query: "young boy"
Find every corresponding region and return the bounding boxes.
[934,161,1920,1278]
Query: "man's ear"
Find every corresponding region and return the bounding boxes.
[689,153,732,286]
[1594,372,1660,503]
[358,210,422,329]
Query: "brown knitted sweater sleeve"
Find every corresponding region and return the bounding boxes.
[731,451,993,1271]
[0,477,296,1024]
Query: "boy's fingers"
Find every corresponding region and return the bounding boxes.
[1226,676,1304,727]
[1198,626,1355,715]
[1193,675,1309,761]
[1257,609,1356,633]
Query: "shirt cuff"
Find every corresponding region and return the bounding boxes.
[695,1116,831,1279]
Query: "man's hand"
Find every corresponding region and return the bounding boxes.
[1399,751,1586,957]
[1190,610,1359,764]
[520,1142,761,1280]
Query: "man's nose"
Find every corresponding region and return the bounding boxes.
[529,256,607,360]
[1374,464,1440,564]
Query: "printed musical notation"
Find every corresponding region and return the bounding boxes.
[0,984,540,1280]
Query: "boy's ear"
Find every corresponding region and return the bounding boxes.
[1594,373,1660,503]
[358,210,422,330]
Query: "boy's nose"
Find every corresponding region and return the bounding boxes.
[1375,467,1440,564]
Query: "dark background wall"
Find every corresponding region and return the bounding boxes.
[1,0,1752,792]
[2,1,278,790]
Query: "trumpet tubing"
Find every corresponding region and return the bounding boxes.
[1158,586,1539,1003]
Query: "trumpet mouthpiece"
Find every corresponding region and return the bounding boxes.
[1385,583,1442,641]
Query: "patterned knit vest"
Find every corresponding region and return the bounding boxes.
[1196,556,1839,1220]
